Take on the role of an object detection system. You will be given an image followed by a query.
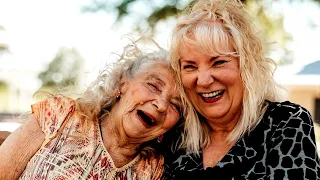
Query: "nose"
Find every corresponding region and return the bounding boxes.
[197,69,214,87]
[152,96,169,113]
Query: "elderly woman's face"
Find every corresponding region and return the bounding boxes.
[179,43,243,126]
[115,63,182,143]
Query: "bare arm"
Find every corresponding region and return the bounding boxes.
[0,131,11,145]
[0,115,44,179]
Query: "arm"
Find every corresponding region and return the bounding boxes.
[0,115,44,179]
[266,105,320,180]
[0,131,10,145]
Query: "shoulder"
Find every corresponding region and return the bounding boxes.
[31,94,76,137]
[267,101,310,116]
[262,101,320,178]
[32,94,75,111]
[263,100,317,148]
[265,101,313,129]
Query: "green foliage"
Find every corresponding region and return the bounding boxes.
[38,47,84,89]
[0,81,9,112]
[245,0,293,64]
[82,0,188,30]
[0,25,8,51]
[147,5,181,28]
[0,81,8,92]
[82,0,320,65]
[116,0,136,20]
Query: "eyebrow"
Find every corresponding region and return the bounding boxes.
[147,74,182,101]
[180,59,196,64]
[147,74,165,86]
[180,55,231,63]
[210,56,220,61]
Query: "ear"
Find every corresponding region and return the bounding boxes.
[119,78,129,94]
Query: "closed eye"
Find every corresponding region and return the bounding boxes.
[182,64,197,71]
[213,60,228,66]
[147,82,160,92]
[170,101,182,114]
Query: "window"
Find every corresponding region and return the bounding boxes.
[315,98,320,124]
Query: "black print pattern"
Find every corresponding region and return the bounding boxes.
[163,101,320,180]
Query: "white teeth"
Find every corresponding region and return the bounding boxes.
[201,90,223,98]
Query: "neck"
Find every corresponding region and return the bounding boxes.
[205,111,241,148]
[207,110,241,134]
[209,131,233,146]
[100,118,140,167]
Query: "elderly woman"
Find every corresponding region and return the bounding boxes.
[164,0,320,179]
[0,40,183,179]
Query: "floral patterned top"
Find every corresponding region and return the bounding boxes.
[19,95,163,180]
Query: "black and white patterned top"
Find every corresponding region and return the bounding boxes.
[163,101,320,180]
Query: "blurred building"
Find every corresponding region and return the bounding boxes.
[276,60,320,124]
[0,26,40,113]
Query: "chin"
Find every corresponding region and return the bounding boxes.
[203,108,227,120]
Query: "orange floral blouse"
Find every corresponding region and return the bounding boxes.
[19,95,163,180]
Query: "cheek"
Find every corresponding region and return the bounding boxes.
[235,79,244,100]
[219,67,241,86]
[163,110,180,129]
[121,87,142,111]
[230,74,242,89]
[181,73,196,89]
[223,71,244,101]
[119,99,136,114]
[128,86,149,100]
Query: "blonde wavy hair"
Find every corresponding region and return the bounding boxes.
[170,0,282,155]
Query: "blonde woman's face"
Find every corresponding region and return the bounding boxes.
[114,63,182,143]
[179,43,243,127]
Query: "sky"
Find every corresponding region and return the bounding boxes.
[1,0,320,73]
[281,0,320,66]
[0,0,132,74]
[0,0,319,98]
[1,0,319,134]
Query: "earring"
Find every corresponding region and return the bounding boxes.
[114,89,121,99]
[157,135,163,143]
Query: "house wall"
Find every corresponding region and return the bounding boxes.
[286,86,320,121]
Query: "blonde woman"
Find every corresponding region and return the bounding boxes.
[164,0,320,179]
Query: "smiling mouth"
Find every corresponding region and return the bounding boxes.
[200,90,225,99]
[137,110,156,127]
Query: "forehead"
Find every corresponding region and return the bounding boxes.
[136,63,174,82]
[137,63,179,92]
[176,22,236,58]
[179,40,235,59]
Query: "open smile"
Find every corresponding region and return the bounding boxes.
[137,110,156,127]
[199,90,225,103]
[200,90,224,99]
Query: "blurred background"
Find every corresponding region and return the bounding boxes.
[0,0,319,148]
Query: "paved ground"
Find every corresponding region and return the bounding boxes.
[0,113,20,122]
[0,113,21,132]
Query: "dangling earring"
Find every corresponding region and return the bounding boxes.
[114,89,121,99]
[157,135,163,143]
